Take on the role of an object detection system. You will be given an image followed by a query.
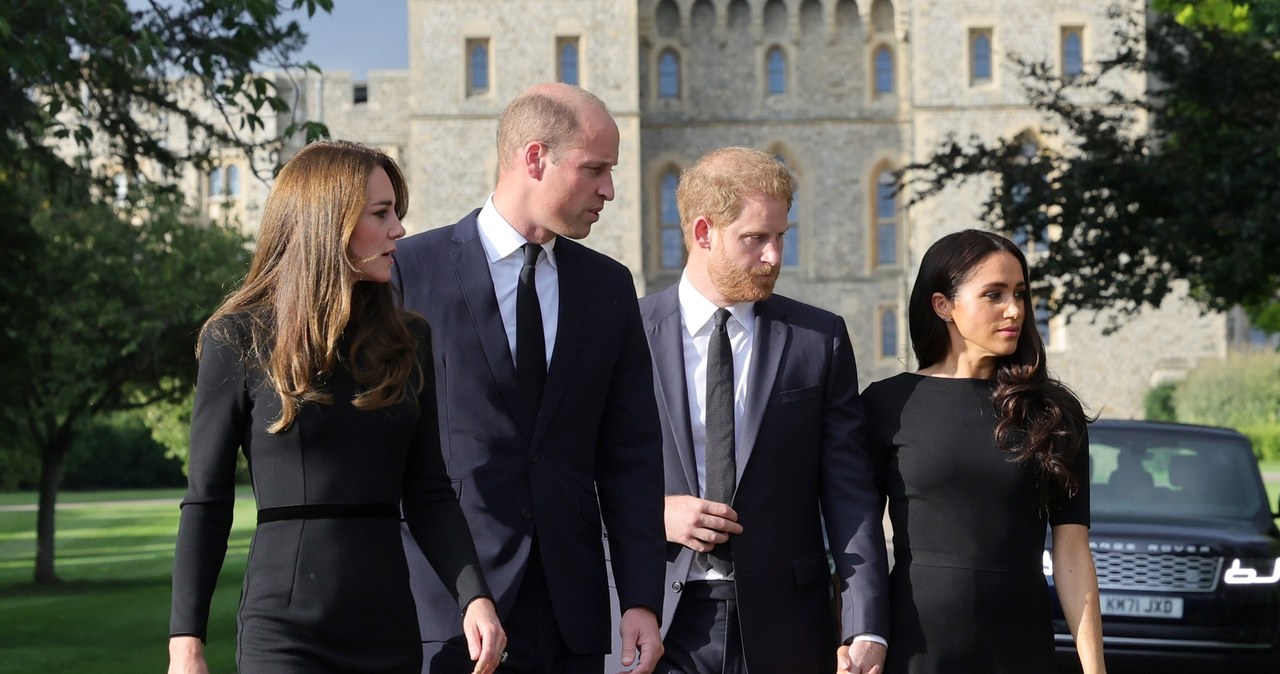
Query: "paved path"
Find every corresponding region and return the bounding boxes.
[0,497,188,513]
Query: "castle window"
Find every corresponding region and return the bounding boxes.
[879,307,898,359]
[875,170,898,267]
[784,190,799,267]
[658,49,680,99]
[467,38,490,96]
[209,167,223,197]
[766,46,787,95]
[353,83,368,104]
[970,28,993,84]
[1009,134,1049,253]
[1061,27,1083,80]
[558,37,580,86]
[113,173,128,205]
[226,165,241,197]
[874,46,894,95]
[660,170,683,269]
[774,153,801,267]
[1034,297,1052,347]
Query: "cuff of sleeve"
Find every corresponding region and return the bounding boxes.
[459,593,494,616]
[454,563,492,615]
[845,633,887,648]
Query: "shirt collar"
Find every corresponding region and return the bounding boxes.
[477,195,558,268]
[677,273,755,338]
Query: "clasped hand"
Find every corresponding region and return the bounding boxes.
[664,495,743,551]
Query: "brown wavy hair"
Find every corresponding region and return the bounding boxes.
[200,140,419,432]
[909,229,1088,510]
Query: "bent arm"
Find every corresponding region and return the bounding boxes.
[402,320,490,610]
[1052,524,1106,674]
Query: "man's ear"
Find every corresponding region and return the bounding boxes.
[522,141,546,179]
[692,216,714,250]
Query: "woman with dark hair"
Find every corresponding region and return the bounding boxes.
[168,141,505,674]
[843,229,1105,673]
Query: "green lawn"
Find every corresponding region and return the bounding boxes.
[0,489,254,673]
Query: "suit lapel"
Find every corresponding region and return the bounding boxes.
[449,220,529,436]
[534,238,583,444]
[647,287,699,495]
[738,297,788,481]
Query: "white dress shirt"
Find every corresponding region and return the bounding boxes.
[476,196,557,368]
[677,274,755,582]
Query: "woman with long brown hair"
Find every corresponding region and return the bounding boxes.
[167,141,504,673]
[846,229,1104,673]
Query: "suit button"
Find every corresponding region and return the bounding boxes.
[671,581,683,593]
[530,453,540,463]
[521,507,533,520]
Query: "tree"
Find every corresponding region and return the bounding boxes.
[905,1,1280,324]
[0,0,332,583]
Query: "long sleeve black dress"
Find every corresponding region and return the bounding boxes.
[862,373,1089,674]
[170,314,488,673]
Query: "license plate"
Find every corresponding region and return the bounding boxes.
[1100,593,1183,619]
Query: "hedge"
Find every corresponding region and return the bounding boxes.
[1241,425,1280,462]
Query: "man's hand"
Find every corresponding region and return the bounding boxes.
[664,495,743,551]
[616,606,663,674]
[462,597,506,674]
[836,640,886,674]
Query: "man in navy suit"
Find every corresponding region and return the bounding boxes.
[616,147,889,673]
[394,83,665,674]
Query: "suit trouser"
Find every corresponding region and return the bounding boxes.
[423,539,604,674]
[656,580,746,674]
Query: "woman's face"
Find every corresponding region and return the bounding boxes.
[347,166,405,284]
[938,250,1027,361]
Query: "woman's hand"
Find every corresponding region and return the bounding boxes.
[167,636,210,674]
[462,597,506,674]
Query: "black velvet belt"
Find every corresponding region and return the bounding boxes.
[257,503,400,525]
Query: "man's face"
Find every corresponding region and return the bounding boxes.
[705,194,787,303]
[531,106,619,240]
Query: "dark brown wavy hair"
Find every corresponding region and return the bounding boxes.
[200,140,420,432]
[909,229,1088,509]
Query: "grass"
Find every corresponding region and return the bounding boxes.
[0,489,254,673]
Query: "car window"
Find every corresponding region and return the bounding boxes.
[1090,427,1268,521]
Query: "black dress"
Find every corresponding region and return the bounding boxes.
[862,373,1089,674]
[170,315,488,673]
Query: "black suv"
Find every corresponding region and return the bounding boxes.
[1047,420,1280,672]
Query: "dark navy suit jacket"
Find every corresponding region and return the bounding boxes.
[610,285,889,672]
[393,210,665,655]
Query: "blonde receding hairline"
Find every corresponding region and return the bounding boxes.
[496,84,610,171]
[675,146,795,246]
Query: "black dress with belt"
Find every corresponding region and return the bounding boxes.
[170,314,488,673]
[862,373,1089,674]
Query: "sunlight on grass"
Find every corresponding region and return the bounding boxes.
[0,490,254,673]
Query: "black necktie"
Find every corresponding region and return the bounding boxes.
[517,243,546,427]
[699,307,735,575]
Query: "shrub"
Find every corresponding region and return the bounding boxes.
[62,412,186,490]
[1143,382,1179,421]
[1175,351,1280,428]
[1241,425,1280,462]
[145,391,250,484]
